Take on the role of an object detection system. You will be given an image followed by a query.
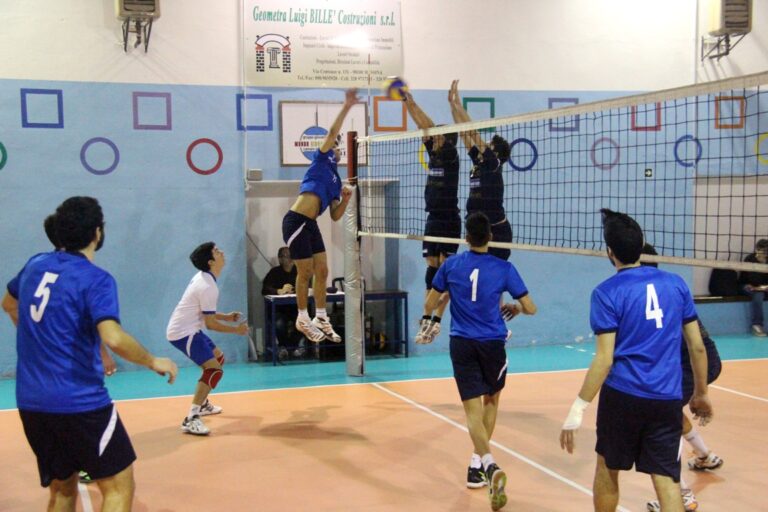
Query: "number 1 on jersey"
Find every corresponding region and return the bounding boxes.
[645,283,664,328]
[469,268,479,302]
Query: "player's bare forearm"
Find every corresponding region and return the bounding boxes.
[1,291,19,326]
[330,199,349,221]
[320,89,359,152]
[205,315,247,334]
[577,333,615,402]
[683,320,709,396]
[404,92,434,129]
[98,320,154,368]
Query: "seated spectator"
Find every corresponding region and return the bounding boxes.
[738,238,768,337]
[262,247,306,359]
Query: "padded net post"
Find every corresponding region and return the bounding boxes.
[344,131,364,376]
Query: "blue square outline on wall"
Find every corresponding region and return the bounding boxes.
[548,97,580,132]
[21,88,64,129]
[237,94,273,131]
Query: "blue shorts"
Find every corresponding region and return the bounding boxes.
[596,384,682,481]
[449,336,508,401]
[170,331,216,366]
[283,210,325,260]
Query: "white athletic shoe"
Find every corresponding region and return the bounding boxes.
[199,399,222,416]
[423,321,441,343]
[181,415,210,436]
[688,451,724,471]
[296,317,326,343]
[414,318,433,344]
[647,488,699,511]
[312,316,342,343]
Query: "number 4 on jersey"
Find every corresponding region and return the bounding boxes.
[30,272,59,322]
[645,283,664,328]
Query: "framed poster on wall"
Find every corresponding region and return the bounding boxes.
[279,101,368,167]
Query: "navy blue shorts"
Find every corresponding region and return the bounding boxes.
[422,213,461,258]
[20,404,137,487]
[170,330,216,366]
[449,336,508,401]
[489,219,512,261]
[681,336,722,404]
[283,210,325,260]
[596,384,682,481]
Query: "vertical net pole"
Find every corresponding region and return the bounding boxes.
[344,131,364,376]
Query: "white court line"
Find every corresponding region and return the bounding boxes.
[710,384,768,403]
[371,382,633,512]
[78,482,94,512]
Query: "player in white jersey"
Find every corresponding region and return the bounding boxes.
[167,242,249,435]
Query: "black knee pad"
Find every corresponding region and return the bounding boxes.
[425,265,438,290]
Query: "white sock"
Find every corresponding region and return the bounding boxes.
[188,404,201,420]
[298,309,310,321]
[684,429,709,458]
[316,308,327,319]
[481,453,495,470]
[470,453,482,469]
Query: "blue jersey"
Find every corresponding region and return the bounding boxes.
[432,251,528,341]
[8,251,119,413]
[299,149,342,216]
[590,265,698,400]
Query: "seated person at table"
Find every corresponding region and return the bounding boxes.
[262,247,306,358]
[738,238,768,336]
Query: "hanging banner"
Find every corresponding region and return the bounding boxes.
[244,0,402,88]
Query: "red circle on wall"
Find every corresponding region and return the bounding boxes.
[186,138,223,175]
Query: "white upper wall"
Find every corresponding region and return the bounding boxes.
[0,0,242,85]
[0,0,702,90]
[696,0,768,82]
[402,0,697,90]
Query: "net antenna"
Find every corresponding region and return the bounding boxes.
[115,0,160,53]
[701,0,752,61]
[358,71,768,273]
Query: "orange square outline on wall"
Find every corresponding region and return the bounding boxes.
[715,96,746,129]
[630,103,662,131]
[373,96,407,132]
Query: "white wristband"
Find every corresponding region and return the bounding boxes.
[562,396,590,430]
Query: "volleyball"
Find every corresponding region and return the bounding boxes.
[383,76,408,100]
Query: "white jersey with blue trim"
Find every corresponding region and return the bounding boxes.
[590,265,698,400]
[432,250,528,341]
[166,271,219,340]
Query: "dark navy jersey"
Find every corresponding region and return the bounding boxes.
[8,251,119,413]
[423,138,459,216]
[432,251,528,341]
[466,146,505,224]
[299,148,342,216]
[590,265,698,400]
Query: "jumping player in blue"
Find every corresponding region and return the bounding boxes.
[402,89,461,345]
[424,212,537,511]
[559,209,713,512]
[448,80,512,261]
[1,196,178,511]
[282,88,357,345]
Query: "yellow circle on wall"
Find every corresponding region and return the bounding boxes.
[757,133,768,165]
[418,145,429,171]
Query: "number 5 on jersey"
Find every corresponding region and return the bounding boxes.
[30,272,59,322]
[645,283,664,328]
